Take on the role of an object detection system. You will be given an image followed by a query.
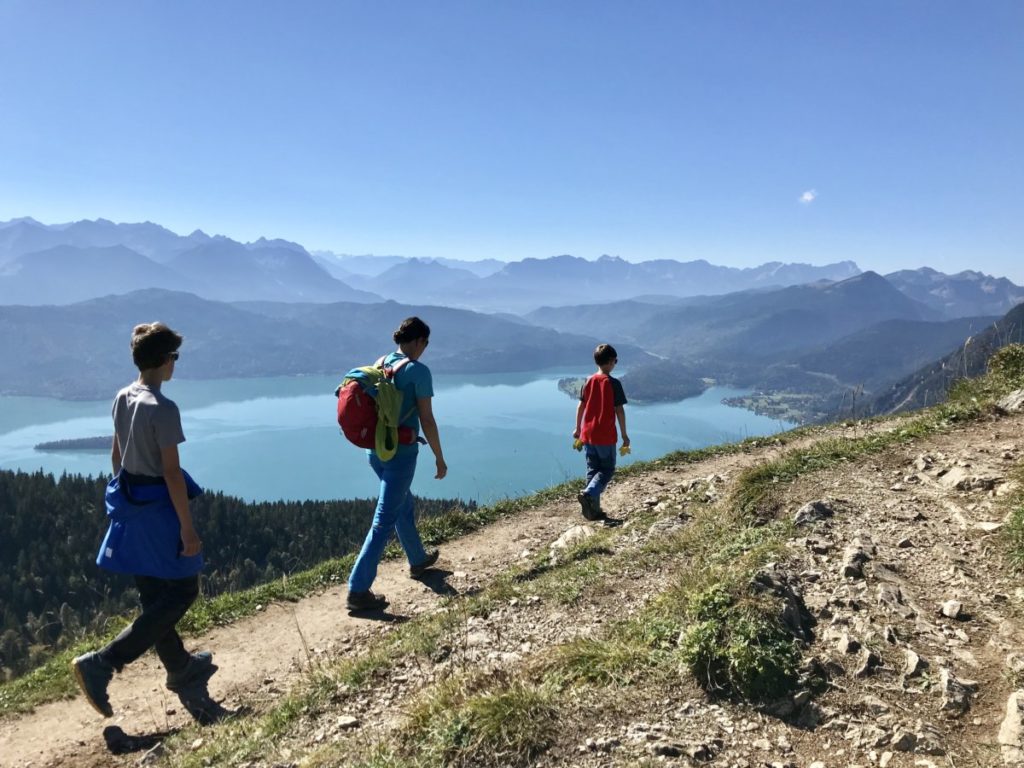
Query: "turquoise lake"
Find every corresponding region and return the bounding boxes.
[0,372,791,504]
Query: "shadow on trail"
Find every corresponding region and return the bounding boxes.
[417,567,459,597]
[102,725,172,755]
[177,686,246,726]
[101,686,243,755]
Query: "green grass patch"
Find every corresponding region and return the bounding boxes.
[402,673,557,768]
[549,636,668,687]
[677,585,800,700]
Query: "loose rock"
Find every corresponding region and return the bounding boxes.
[939,600,965,620]
[794,500,836,526]
[939,669,977,717]
[999,691,1024,765]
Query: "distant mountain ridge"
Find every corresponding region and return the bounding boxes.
[528,271,938,358]
[346,254,864,313]
[3,216,1021,323]
[0,289,656,399]
[884,267,1024,319]
[0,218,380,306]
[870,301,1024,415]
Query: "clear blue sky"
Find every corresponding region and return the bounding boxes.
[1,1,1021,280]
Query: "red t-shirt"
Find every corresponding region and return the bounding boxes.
[579,373,627,446]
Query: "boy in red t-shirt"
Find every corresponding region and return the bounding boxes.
[573,343,630,526]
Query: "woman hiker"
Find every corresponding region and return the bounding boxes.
[346,316,448,611]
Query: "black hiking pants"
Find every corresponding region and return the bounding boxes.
[100,574,199,674]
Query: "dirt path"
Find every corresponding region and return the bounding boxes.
[0,434,788,768]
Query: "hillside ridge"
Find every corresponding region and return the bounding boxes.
[3,386,1024,766]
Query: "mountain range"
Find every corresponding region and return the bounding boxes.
[0,218,379,305]
[527,271,1020,420]
[8,218,1022,318]
[2,217,1023,419]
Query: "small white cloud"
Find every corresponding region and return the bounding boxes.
[799,189,817,204]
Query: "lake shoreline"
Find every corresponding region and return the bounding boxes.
[1,373,793,505]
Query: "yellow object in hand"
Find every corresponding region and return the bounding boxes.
[619,445,631,457]
[572,439,584,451]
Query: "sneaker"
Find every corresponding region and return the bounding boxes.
[72,652,114,717]
[166,651,218,693]
[346,589,389,612]
[410,549,440,578]
[577,491,599,521]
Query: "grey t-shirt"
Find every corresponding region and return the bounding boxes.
[112,382,185,477]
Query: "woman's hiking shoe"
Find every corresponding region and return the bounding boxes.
[577,492,600,521]
[166,651,218,693]
[72,652,114,717]
[347,589,389,612]
[410,549,440,578]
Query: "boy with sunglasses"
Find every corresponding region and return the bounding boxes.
[72,322,216,718]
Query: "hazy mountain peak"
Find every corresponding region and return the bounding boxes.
[248,236,308,254]
[0,217,44,229]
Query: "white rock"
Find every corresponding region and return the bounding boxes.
[905,649,928,677]
[998,690,1024,765]
[997,389,1024,413]
[939,600,965,620]
[550,525,595,551]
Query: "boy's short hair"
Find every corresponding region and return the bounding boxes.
[131,322,183,371]
[594,343,617,366]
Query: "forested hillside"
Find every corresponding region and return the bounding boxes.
[872,301,1024,415]
[0,469,473,679]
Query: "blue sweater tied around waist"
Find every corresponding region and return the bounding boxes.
[96,469,204,579]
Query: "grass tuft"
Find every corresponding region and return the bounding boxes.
[677,585,800,701]
[403,674,557,768]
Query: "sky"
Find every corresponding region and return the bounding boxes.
[0,1,1021,280]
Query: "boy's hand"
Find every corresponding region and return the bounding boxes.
[622,436,630,448]
[435,458,448,479]
[180,525,202,557]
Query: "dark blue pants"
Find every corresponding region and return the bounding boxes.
[100,574,199,674]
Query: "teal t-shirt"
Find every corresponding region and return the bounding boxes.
[382,351,434,436]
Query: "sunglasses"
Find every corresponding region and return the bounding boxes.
[168,352,180,361]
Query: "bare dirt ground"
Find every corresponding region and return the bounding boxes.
[3,410,1024,768]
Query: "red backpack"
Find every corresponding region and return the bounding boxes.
[335,357,416,451]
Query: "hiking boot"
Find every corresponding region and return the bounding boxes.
[410,549,440,578]
[347,589,389,612]
[72,652,114,717]
[577,491,599,521]
[166,651,218,693]
[596,513,624,528]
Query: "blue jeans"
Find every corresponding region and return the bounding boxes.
[583,443,616,501]
[348,449,428,592]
